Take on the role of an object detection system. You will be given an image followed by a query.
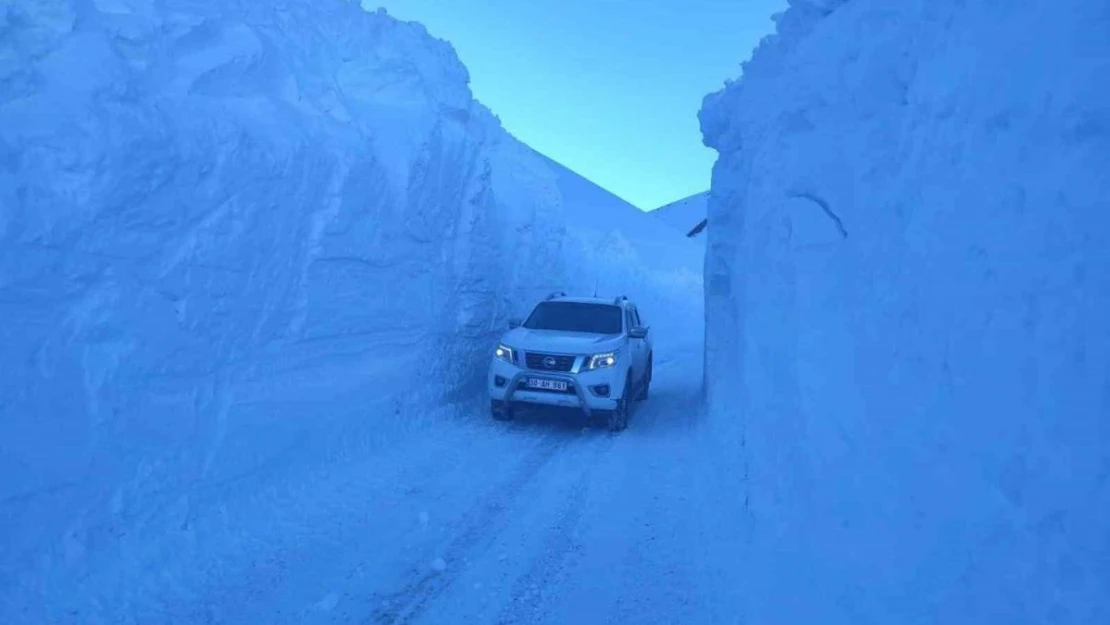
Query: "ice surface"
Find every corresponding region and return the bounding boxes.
[0,1,701,620]
[700,0,1110,622]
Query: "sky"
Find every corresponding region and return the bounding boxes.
[363,0,786,210]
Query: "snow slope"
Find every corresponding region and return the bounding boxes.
[531,150,704,338]
[650,191,709,239]
[700,0,1110,623]
[0,1,701,619]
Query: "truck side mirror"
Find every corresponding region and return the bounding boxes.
[508,318,522,329]
[629,326,648,339]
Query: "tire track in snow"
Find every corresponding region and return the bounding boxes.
[490,436,609,625]
[359,342,699,625]
[492,350,706,625]
[365,427,597,625]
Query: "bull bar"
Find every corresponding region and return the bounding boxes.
[502,370,594,417]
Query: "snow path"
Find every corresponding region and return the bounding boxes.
[54,336,746,625]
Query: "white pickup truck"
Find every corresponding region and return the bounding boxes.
[487,292,653,431]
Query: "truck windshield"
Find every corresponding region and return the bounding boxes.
[523,302,623,335]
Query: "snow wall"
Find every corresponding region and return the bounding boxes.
[700,0,1110,622]
[0,0,701,614]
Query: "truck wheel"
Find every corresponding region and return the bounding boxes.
[637,356,652,401]
[606,400,628,432]
[606,377,631,432]
[491,400,513,421]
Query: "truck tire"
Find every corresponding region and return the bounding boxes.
[491,400,514,421]
[637,355,652,401]
[606,375,631,432]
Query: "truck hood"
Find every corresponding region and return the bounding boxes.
[502,328,624,354]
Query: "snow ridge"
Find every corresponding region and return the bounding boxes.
[650,191,710,240]
[700,0,1110,622]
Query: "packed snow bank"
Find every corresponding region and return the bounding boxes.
[700,0,1110,622]
[0,0,700,618]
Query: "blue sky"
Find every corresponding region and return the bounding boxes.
[363,0,786,210]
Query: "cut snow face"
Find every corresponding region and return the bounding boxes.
[0,0,702,618]
[700,0,1110,623]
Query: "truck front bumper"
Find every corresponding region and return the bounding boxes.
[488,361,620,417]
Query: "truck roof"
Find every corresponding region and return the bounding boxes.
[555,297,617,305]
[541,293,631,307]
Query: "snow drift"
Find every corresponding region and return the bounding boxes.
[0,0,700,618]
[700,0,1109,622]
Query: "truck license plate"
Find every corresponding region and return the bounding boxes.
[527,378,568,391]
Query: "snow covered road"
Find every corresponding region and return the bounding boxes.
[33,337,745,625]
[236,340,744,625]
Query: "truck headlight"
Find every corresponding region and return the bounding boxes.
[586,351,617,370]
[494,344,516,364]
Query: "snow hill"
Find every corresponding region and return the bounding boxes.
[529,149,704,333]
[0,1,699,616]
[650,191,709,239]
[700,0,1110,623]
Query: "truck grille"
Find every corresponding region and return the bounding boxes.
[524,352,576,372]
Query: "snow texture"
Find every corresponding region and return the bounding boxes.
[700,0,1110,622]
[650,191,709,240]
[0,1,701,620]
